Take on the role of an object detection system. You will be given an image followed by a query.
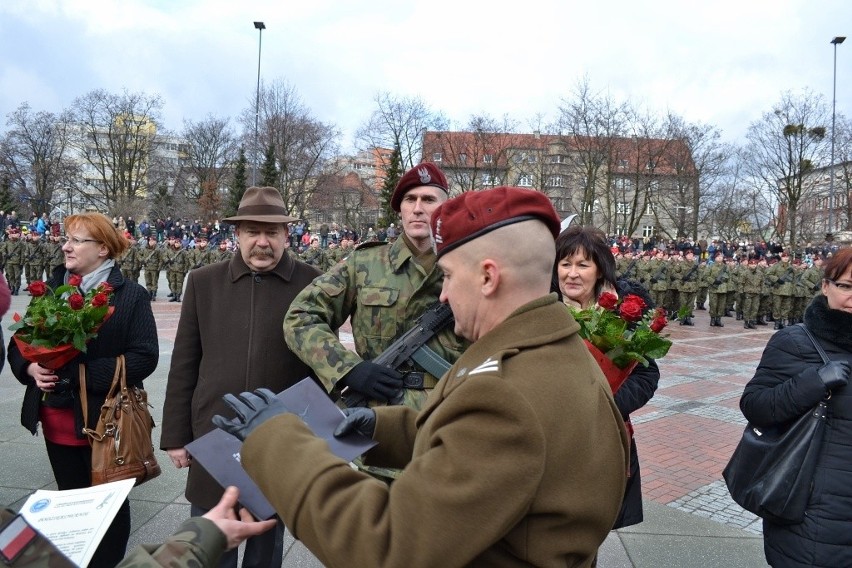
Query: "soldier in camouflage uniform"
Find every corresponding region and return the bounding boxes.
[740,257,764,328]
[140,236,165,301]
[119,234,140,283]
[648,251,671,313]
[186,234,211,271]
[45,235,64,277]
[790,259,812,324]
[675,250,700,325]
[766,252,795,329]
[729,257,745,319]
[756,257,772,325]
[5,230,25,295]
[24,232,45,287]
[164,238,189,302]
[695,259,709,310]
[706,252,731,327]
[284,163,468,481]
[300,237,327,271]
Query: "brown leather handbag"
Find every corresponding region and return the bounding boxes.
[80,355,161,486]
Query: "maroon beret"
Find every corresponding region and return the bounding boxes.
[430,186,560,258]
[390,163,448,212]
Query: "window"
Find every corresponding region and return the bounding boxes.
[647,159,657,170]
[528,153,537,163]
[649,180,660,192]
[459,172,471,185]
[619,159,629,169]
[645,202,655,215]
[548,175,563,187]
[642,225,654,237]
[517,174,533,187]
[459,153,467,165]
[550,155,565,164]
[484,154,493,164]
[482,173,496,186]
[432,152,442,162]
[616,202,632,215]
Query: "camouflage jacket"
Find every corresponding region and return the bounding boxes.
[300,247,327,270]
[766,261,795,296]
[140,246,165,271]
[705,262,730,293]
[116,518,226,568]
[740,266,764,294]
[284,235,468,408]
[163,248,189,273]
[3,240,25,265]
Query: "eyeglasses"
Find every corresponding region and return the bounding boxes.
[826,279,852,295]
[61,236,100,247]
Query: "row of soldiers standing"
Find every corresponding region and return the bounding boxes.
[0,231,65,295]
[296,237,356,271]
[118,234,234,302]
[616,249,823,330]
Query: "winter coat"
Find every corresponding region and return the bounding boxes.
[160,252,322,509]
[741,293,852,568]
[10,265,158,437]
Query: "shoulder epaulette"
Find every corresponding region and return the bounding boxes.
[354,241,388,251]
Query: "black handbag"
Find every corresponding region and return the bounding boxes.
[723,324,830,525]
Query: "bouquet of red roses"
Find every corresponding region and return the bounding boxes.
[9,274,114,369]
[569,292,671,393]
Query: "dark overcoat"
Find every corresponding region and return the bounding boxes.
[741,294,852,568]
[160,252,321,509]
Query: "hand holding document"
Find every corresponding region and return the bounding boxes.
[19,479,134,567]
[187,378,377,520]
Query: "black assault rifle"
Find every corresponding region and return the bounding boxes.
[342,302,454,408]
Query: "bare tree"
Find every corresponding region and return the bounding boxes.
[834,114,852,232]
[68,89,165,210]
[426,113,518,194]
[743,89,831,247]
[0,103,77,216]
[241,80,340,219]
[181,115,238,205]
[555,77,628,227]
[355,92,435,169]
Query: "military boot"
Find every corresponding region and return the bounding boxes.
[150,290,156,301]
[169,293,178,302]
[774,320,784,330]
[744,320,755,329]
[736,312,743,321]
[710,317,718,327]
[175,293,181,303]
[756,316,767,326]
[682,316,694,326]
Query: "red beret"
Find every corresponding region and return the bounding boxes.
[390,163,448,212]
[430,186,560,258]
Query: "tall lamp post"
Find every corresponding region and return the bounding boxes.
[252,21,266,186]
[828,36,845,235]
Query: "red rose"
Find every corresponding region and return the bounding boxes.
[68,293,85,310]
[91,292,109,307]
[27,281,47,297]
[597,292,619,310]
[68,274,83,287]
[622,294,647,312]
[619,300,644,322]
[98,282,114,294]
[650,315,668,333]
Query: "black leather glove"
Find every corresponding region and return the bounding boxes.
[333,407,376,439]
[341,361,404,402]
[211,388,290,441]
[817,361,850,391]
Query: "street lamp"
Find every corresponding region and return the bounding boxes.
[252,21,266,186]
[828,35,845,235]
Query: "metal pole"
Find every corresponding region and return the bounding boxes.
[828,36,845,235]
[252,22,266,187]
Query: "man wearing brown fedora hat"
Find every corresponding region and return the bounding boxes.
[161,186,322,568]
[284,163,468,480]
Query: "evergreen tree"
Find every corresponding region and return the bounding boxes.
[227,146,248,217]
[260,144,278,188]
[0,176,18,214]
[379,146,403,227]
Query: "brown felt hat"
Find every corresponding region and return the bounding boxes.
[222,186,298,224]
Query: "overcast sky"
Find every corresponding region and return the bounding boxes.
[1,0,849,152]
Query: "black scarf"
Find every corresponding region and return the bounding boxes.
[804,294,852,353]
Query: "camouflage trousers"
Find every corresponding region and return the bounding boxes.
[708,292,727,317]
[5,264,22,291]
[696,287,708,309]
[742,293,760,321]
[25,263,43,284]
[772,295,793,321]
[144,269,160,293]
[167,271,186,295]
[678,290,697,317]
